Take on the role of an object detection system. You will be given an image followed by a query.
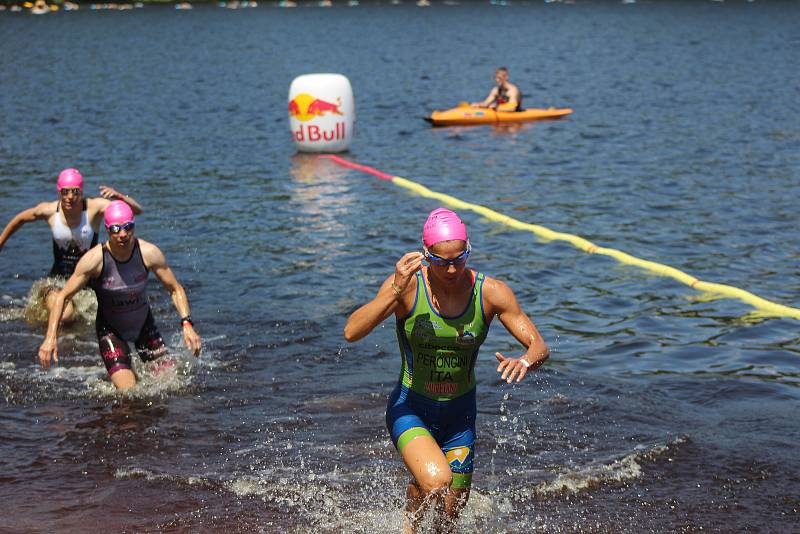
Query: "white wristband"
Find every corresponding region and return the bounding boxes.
[520,358,531,368]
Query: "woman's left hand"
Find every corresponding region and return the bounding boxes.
[494,352,532,384]
[99,185,122,200]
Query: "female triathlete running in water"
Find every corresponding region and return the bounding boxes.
[37,201,201,390]
[0,168,143,322]
[344,208,549,533]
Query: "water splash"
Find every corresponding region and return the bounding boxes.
[530,436,689,497]
[20,277,96,325]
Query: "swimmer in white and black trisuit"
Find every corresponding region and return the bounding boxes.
[0,168,143,322]
[37,201,201,390]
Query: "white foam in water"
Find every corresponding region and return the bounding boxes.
[219,444,508,533]
[11,332,209,400]
[110,428,626,533]
[86,354,197,399]
[118,452,410,532]
[223,465,407,532]
[531,436,688,496]
[0,294,25,322]
[114,467,210,488]
[20,278,97,325]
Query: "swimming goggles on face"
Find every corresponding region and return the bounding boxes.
[59,188,82,197]
[423,244,471,267]
[107,221,135,234]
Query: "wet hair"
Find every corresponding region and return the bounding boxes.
[496,67,509,74]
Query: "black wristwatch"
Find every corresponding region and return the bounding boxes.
[180,315,194,328]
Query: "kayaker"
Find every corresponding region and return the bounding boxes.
[472,67,522,111]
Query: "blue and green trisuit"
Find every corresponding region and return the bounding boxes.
[386,270,490,489]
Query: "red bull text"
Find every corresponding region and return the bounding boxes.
[292,122,346,143]
[288,92,347,143]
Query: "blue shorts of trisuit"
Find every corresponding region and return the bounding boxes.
[385,384,476,489]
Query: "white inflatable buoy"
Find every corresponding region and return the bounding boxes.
[288,73,355,153]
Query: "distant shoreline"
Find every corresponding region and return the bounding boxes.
[1,0,394,5]
[0,0,443,6]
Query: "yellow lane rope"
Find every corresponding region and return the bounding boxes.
[322,155,800,320]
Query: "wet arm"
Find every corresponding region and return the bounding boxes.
[98,186,144,214]
[148,250,191,319]
[43,266,93,341]
[39,250,98,368]
[343,276,401,343]
[488,279,549,368]
[120,193,143,215]
[147,244,201,355]
[0,204,51,252]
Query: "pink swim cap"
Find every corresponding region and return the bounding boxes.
[422,208,468,247]
[104,200,134,227]
[56,168,83,192]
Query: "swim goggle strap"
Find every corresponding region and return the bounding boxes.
[423,241,471,267]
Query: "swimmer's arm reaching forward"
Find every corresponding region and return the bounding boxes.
[37,245,103,368]
[0,202,56,253]
[344,251,424,342]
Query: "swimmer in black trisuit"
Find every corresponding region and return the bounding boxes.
[0,168,143,322]
[37,201,201,390]
[472,66,522,112]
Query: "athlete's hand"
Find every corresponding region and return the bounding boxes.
[494,352,531,384]
[38,337,59,369]
[495,335,546,384]
[393,251,424,292]
[183,324,201,357]
[99,185,123,200]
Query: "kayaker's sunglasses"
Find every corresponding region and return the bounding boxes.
[107,221,135,234]
[423,244,471,267]
[60,188,82,197]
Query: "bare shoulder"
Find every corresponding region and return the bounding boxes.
[483,275,512,296]
[34,200,59,218]
[482,276,519,311]
[77,243,105,276]
[83,243,104,263]
[87,196,111,213]
[137,239,166,267]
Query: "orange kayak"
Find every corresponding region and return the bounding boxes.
[425,106,572,127]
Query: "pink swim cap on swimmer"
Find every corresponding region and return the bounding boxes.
[422,208,468,247]
[104,200,134,227]
[56,168,83,192]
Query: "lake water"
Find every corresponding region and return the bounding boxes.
[1,1,799,532]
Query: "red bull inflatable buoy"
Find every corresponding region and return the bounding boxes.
[288,73,355,153]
